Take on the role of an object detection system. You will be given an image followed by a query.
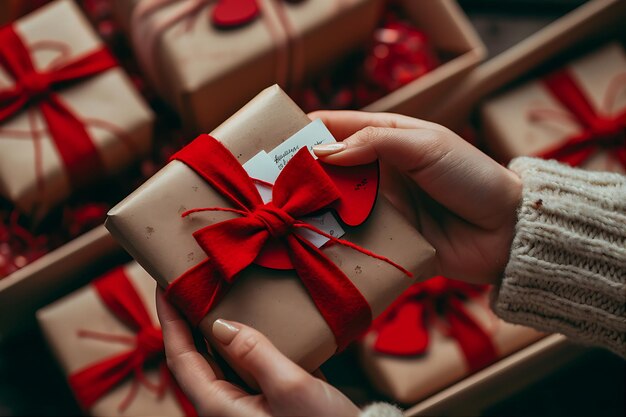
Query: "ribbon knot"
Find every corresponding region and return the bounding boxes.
[252,203,294,238]
[18,70,51,100]
[136,326,165,362]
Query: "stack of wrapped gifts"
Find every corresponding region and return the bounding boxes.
[0,0,624,415]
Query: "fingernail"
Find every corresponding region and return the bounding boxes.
[212,319,240,345]
[313,142,347,156]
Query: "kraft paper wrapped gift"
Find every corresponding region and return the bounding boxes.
[359,278,545,405]
[0,0,154,218]
[112,0,383,132]
[106,85,436,385]
[481,43,626,174]
[37,262,194,416]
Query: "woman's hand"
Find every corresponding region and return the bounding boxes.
[156,289,360,417]
[311,111,522,285]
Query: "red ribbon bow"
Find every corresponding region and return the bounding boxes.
[0,25,117,190]
[534,69,626,168]
[165,134,411,351]
[68,267,196,416]
[370,276,498,372]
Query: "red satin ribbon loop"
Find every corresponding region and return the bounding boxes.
[168,134,410,351]
[537,69,626,168]
[68,267,196,416]
[0,25,118,190]
[371,276,498,372]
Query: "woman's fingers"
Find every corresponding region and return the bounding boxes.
[315,126,521,231]
[309,110,446,140]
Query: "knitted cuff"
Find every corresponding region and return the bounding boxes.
[493,157,626,357]
[360,402,403,417]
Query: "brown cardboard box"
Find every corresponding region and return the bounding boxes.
[0,226,121,340]
[37,262,186,416]
[430,0,626,130]
[404,334,587,416]
[0,0,154,217]
[359,290,545,404]
[106,85,436,385]
[481,43,626,173]
[363,0,485,120]
[113,0,383,133]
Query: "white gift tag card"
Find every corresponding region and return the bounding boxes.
[268,118,336,170]
[242,119,345,247]
[296,212,344,248]
[242,151,279,203]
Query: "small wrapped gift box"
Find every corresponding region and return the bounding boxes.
[106,84,436,386]
[37,262,195,416]
[481,43,626,174]
[0,0,154,218]
[112,0,383,132]
[358,277,545,405]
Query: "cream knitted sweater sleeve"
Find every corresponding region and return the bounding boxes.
[492,157,626,357]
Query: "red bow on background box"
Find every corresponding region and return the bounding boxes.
[166,134,411,351]
[0,25,117,190]
[68,267,196,416]
[533,69,626,168]
[370,276,498,372]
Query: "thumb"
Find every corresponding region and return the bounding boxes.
[313,126,520,230]
[211,319,314,399]
[314,126,457,172]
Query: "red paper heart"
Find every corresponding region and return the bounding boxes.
[212,0,260,28]
[373,302,430,356]
[321,161,379,227]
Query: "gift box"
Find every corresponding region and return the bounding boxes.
[37,261,195,416]
[106,84,436,385]
[0,0,154,218]
[481,43,626,173]
[358,277,544,405]
[112,0,383,132]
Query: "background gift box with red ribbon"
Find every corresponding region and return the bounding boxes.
[480,42,626,174]
[111,0,383,133]
[0,0,154,219]
[106,84,436,387]
[37,262,196,417]
[358,277,545,405]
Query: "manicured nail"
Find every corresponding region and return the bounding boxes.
[313,142,347,156]
[212,319,240,345]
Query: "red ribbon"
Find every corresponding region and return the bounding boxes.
[0,25,117,189]
[370,276,498,372]
[165,134,411,351]
[535,69,626,168]
[68,267,196,416]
